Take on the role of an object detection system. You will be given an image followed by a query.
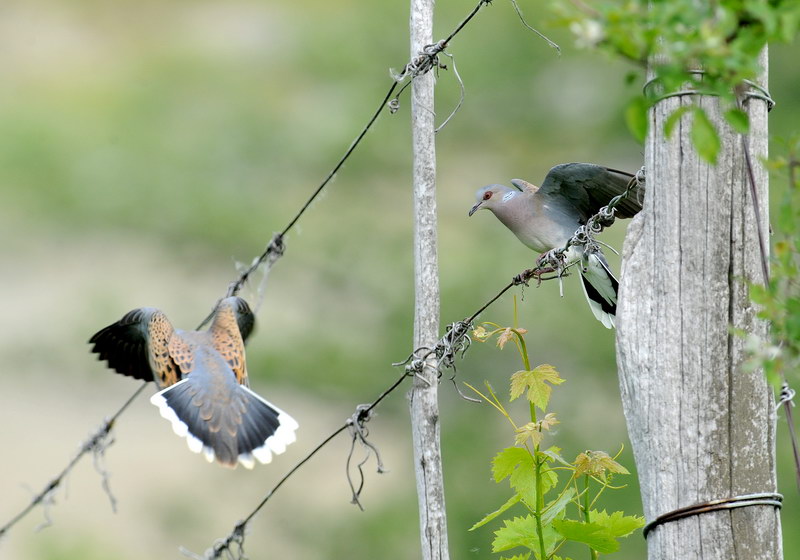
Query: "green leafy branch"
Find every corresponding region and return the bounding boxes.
[551,0,800,163]
[747,134,800,389]
[746,134,800,488]
[467,313,643,560]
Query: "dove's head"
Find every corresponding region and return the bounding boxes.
[469,184,519,217]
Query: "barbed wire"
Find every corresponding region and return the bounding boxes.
[0,382,146,538]
[237,0,556,295]
[181,321,475,558]
[1,0,563,547]
[180,169,643,558]
[163,68,800,560]
[1,164,638,548]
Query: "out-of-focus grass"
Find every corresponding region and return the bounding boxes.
[0,1,796,559]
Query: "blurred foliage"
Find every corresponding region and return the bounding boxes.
[0,0,797,559]
[746,134,800,491]
[749,134,800,388]
[554,0,800,162]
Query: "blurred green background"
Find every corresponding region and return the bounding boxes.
[0,1,797,558]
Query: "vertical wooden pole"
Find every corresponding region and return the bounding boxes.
[616,50,782,559]
[409,0,450,558]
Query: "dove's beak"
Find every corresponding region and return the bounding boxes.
[468,202,482,217]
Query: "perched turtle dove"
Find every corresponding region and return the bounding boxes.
[469,162,642,328]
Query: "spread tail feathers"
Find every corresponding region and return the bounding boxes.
[578,252,618,329]
[150,379,298,469]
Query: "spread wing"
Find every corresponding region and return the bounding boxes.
[90,308,181,387]
[536,162,641,222]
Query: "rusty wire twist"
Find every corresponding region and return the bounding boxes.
[345,405,387,510]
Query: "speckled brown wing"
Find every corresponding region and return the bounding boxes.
[90,307,180,388]
[167,330,196,378]
[147,311,182,388]
[208,297,250,386]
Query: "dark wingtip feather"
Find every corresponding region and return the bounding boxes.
[89,309,156,381]
[581,274,617,317]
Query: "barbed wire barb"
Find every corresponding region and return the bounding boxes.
[346,406,387,511]
[0,382,145,538]
[90,426,118,514]
[28,485,56,534]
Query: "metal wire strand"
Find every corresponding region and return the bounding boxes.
[642,71,775,112]
[642,493,783,539]
[508,0,560,53]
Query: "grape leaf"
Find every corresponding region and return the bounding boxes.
[510,365,563,410]
[574,450,629,480]
[493,517,559,554]
[492,516,540,552]
[541,487,576,526]
[589,509,646,537]
[514,422,543,447]
[493,447,532,483]
[470,493,522,531]
[552,520,620,554]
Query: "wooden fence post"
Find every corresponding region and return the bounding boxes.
[616,50,783,559]
[408,0,450,558]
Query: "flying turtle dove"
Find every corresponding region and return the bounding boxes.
[469,162,642,328]
[89,296,298,468]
